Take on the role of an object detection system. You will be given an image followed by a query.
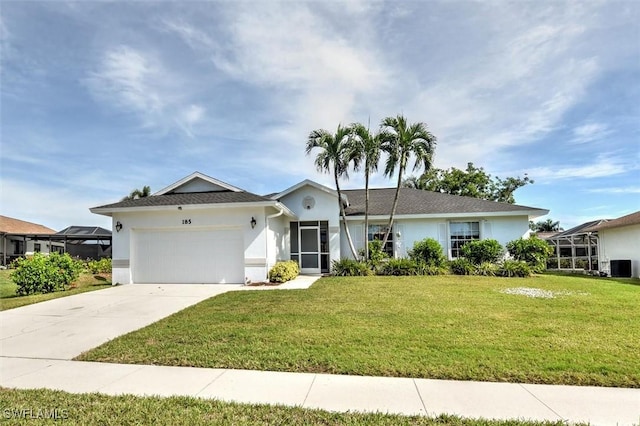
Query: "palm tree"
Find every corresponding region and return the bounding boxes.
[121,185,151,201]
[305,125,359,259]
[379,115,437,250]
[349,123,381,260]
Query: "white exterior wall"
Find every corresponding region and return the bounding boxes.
[598,224,640,278]
[111,206,276,284]
[343,215,531,259]
[278,185,341,265]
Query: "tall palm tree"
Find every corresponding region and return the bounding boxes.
[380,115,437,250]
[350,123,381,260]
[306,124,359,259]
[121,185,151,201]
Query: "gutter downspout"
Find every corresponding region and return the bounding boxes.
[265,206,285,281]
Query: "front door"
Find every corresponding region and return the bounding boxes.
[291,221,329,274]
[299,224,321,274]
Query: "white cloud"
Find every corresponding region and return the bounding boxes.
[571,122,611,144]
[588,186,640,194]
[527,155,630,181]
[85,45,205,138]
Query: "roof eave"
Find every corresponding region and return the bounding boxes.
[90,200,297,218]
[345,210,549,221]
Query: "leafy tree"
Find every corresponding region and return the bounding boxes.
[349,123,381,260]
[403,162,532,204]
[460,239,504,265]
[121,185,151,201]
[306,124,359,259]
[529,219,563,232]
[380,115,437,250]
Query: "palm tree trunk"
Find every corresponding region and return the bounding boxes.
[381,164,404,256]
[335,170,359,260]
[364,167,370,260]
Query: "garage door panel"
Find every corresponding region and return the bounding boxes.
[132,228,244,284]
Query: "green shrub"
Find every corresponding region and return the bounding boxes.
[331,259,372,276]
[48,252,82,285]
[11,253,80,296]
[449,258,475,275]
[268,260,300,283]
[358,240,388,268]
[379,258,421,276]
[409,238,447,267]
[461,239,504,265]
[559,258,572,269]
[546,258,559,269]
[506,237,553,273]
[498,260,531,277]
[88,258,112,274]
[475,262,498,276]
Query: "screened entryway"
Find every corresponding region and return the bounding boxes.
[290,221,330,274]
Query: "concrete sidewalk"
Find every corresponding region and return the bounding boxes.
[2,356,638,425]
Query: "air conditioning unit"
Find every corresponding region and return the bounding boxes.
[610,260,631,278]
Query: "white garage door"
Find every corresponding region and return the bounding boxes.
[132,228,244,284]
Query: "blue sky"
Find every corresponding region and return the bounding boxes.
[1,1,639,231]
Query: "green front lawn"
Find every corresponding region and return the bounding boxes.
[77,274,640,387]
[0,270,112,311]
[0,388,577,426]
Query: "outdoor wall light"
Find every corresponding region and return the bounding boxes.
[250,217,257,229]
[115,221,123,232]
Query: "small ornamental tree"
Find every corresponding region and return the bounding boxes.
[506,237,553,273]
[460,239,503,265]
[409,238,447,267]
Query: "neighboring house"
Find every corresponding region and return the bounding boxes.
[586,210,640,278]
[0,215,64,265]
[90,172,548,284]
[542,220,607,272]
[56,226,113,260]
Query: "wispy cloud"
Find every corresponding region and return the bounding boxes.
[588,186,640,194]
[571,122,612,144]
[527,155,630,181]
[85,45,205,138]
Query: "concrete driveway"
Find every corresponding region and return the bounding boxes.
[0,284,241,360]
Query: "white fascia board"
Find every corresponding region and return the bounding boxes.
[345,209,549,221]
[271,179,337,200]
[90,201,297,218]
[153,171,244,195]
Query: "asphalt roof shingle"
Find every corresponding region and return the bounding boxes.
[0,215,56,234]
[93,191,271,210]
[342,188,545,216]
[587,210,640,231]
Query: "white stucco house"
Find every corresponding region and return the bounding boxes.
[587,210,640,278]
[90,172,548,284]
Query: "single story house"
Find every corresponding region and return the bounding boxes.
[586,210,640,278]
[0,215,65,265]
[90,172,548,284]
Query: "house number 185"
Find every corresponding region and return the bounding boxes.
[182,219,191,225]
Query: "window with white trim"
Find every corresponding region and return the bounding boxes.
[450,222,480,258]
[368,224,393,256]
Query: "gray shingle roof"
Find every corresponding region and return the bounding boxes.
[93,191,271,210]
[586,210,640,231]
[342,188,545,216]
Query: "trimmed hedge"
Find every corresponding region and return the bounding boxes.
[461,239,504,264]
[268,260,300,283]
[409,238,447,267]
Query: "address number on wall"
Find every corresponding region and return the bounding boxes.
[182,219,192,225]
